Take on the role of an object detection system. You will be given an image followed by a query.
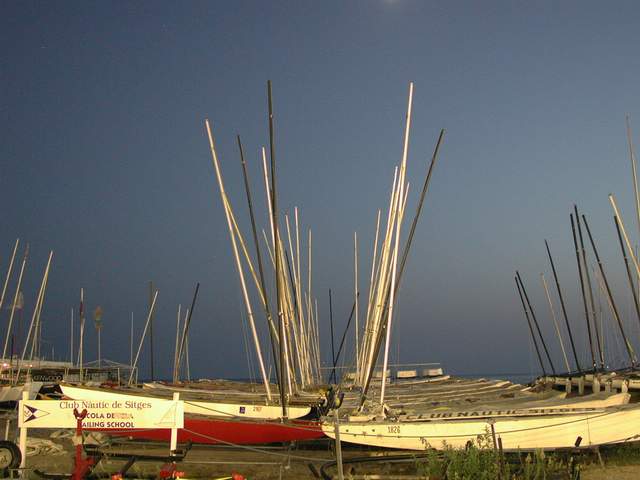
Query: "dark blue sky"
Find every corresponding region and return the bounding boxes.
[2,1,640,380]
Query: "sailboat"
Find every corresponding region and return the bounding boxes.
[322,83,640,452]
[60,383,324,445]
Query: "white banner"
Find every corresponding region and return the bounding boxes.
[18,398,184,429]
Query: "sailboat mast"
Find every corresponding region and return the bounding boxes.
[516,271,556,375]
[544,240,581,372]
[574,206,604,368]
[626,116,640,244]
[541,273,570,372]
[515,275,546,376]
[237,135,281,387]
[205,119,272,400]
[614,215,640,333]
[571,213,597,370]
[582,214,636,367]
[267,81,288,417]
[129,290,158,385]
[3,244,28,360]
[0,239,19,316]
[354,232,359,381]
[329,289,336,383]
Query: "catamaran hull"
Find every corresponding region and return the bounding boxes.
[60,384,312,420]
[103,416,324,445]
[323,405,640,451]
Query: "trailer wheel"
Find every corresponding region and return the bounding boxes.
[0,440,21,476]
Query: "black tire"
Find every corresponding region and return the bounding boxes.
[0,440,21,476]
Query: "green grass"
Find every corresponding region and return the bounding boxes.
[414,435,582,479]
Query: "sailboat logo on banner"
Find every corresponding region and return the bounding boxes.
[22,405,50,423]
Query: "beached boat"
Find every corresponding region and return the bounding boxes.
[0,381,42,403]
[60,384,313,420]
[61,383,325,445]
[323,402,640,451]
[110,415,323,445]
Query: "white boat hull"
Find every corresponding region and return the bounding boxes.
[61,384,311,420]
[323,404,640,451]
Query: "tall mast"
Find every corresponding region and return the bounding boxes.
[205,120,272,400]
[610,195,640,279]
[70,308,74,365]
[3,244,28,360]
[626,116,640,245]
[237,135,280,386]
[574,206,604,368]
[173,304,182,382]
[516,271,556,375]
[17,251,53,379]
[571,213,597,370]
[544,240,581,372]
[515,275,546,376]
[329,289,336,383]
[354,232,359,381]
[149,281,155,381]
[129,290,158,385]
[614,215,640,333]
[176,283,200,382]
[267,81,287,417]
[541,273,570,372]
[582,215,636,367]
[0,239,19,316]
[360,121,444,407]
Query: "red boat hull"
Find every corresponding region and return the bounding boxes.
[96,416,325,445]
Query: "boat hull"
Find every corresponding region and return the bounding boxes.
[323,404,640,451]
[103,416,324,445]
[60,384,312,420]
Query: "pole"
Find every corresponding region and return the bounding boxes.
[626,116,640,247]
[70,308,74,365]
[614,215,640,333]
[205,120,273,401]
[130,312,134,366]
[176,283,200,382]
[329,289,336,383]
[267,80,288,417]
[78,288,85,381]
[0,239,19,316]
[170,392,179,453]
[173,304,181,383]
[129,290,159,385]
[19,391,28,471]
[333,294,360,374]
[582,214,636,367]
[515,275,546,375]
[544,240,581,372]
[149,281,155,381]
[3,245,28,360]
[354,232,359,381]
[237,135,280,386]
[334,411,344,480]
[610,194,640,279]
[571,213,597,370]
[359,125,445,406]
[541,273,570,372]
[516,271,556,375]
[575,206,604,368]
